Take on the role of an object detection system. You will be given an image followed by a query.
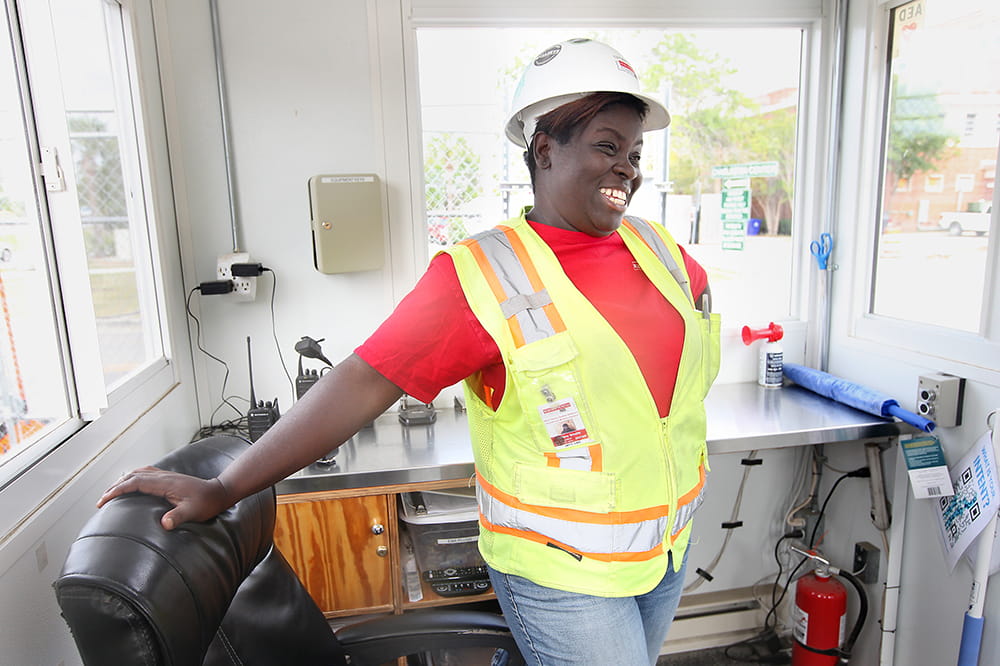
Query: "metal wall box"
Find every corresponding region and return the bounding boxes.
[309,174,385,274]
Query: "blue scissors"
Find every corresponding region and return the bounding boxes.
[810,232,833,270]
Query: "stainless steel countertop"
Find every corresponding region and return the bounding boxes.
[276,382,916,495]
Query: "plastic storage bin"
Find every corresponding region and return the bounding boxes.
[398,490,483,572]
[398,490,490,597]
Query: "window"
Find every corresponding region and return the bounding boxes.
[925,174,944,193]
[871,0,999,334]
[0,0,167,484]
[415,27,804,325]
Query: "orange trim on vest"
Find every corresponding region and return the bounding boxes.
[477,470,670,524]
[463,235,528,347]
[676,464,707,506]
[588,444,604,472]
[499,226,567,335]
[544,452,561,467]
[620,219,654,254]
[462,239,506,303]
[479,514,665,563]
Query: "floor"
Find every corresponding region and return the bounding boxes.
[656,634,791,665]
[657,646,761,665]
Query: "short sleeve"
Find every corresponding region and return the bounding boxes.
[354,253,501,403]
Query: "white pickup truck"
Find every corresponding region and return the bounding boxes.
[937,205,992,236]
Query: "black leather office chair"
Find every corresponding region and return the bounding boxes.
[54,434,522,665]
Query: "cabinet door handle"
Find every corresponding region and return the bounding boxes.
[376,545,389,557]
[371,523,385,535]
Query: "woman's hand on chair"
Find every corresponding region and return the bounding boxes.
[98,467,234,530]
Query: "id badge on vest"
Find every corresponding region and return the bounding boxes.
[538,396,591,449]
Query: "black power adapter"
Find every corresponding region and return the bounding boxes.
[231,262,267,277]
[199,280,234,295]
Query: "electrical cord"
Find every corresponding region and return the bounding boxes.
[189,414,249,442]
[809,467,870,548]
[186,286,244,422]
[764,530,806,634]
[263,268,295,399]
[685,450,760,593]
[233,263,295,401]
[785,448,820,530]
[761,467,871,634]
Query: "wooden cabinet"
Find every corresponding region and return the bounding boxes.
[274,480,494,619]
[274,492,395,617]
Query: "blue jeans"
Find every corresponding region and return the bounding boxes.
[488,552,687,666]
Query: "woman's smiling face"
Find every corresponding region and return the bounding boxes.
[530,103,644,237]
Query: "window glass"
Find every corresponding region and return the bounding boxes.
[50,0,163,388]
[873,0,999,332]
[0,0,165,480]
[0,6,71,471]
[416,28,803,324]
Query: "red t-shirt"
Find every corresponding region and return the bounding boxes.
[356,221,707,418]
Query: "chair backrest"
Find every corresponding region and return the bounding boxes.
[54,435,345,666]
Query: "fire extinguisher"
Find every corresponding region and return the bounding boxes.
[791,548,868,665]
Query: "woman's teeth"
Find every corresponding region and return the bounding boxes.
[600,188,627,206]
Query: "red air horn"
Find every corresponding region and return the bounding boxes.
[742,322,784,387]
[741,322,783,345]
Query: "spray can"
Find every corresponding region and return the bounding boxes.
[742,322,784,388]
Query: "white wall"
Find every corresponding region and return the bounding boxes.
[158,0,422,419]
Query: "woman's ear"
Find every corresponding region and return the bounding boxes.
[533,133,552,170]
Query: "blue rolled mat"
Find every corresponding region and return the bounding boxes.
[783,363,935,432]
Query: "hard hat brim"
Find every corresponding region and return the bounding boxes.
[504,91,671,149]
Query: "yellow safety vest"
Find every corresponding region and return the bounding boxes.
[444,213,721,597]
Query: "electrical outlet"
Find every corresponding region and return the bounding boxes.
[916,373,965,427]
[217,252,256,302]
[853,541,880,584]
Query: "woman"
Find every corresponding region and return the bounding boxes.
[101,39,720,665]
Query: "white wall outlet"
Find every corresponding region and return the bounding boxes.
[917,373,965,428]
[217,252,256,302]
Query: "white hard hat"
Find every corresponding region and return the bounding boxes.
[505,38,670,149]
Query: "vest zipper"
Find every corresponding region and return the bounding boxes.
[661,418,678,540]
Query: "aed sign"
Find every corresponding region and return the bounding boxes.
[896,0,925,27]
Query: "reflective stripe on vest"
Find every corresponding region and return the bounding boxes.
[621,216,692,303]
[460,220,699,474]
[672,486,705,537]
[458,226,565,347]
[544,443,603,472]
[476,464,706,560]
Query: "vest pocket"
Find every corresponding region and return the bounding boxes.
[509,332,599,454]
[699,312,722,398]
[514,462,617,513]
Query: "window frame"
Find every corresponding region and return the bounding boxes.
[0,0,181,537]
[836,0,1000,371]
[373,0,844,376]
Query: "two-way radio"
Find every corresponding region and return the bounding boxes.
[246,336,280,441]
[294,336,332,400]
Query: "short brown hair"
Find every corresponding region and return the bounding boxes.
[524,92,649,186]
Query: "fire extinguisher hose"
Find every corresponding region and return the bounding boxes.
[797,568,869,664]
